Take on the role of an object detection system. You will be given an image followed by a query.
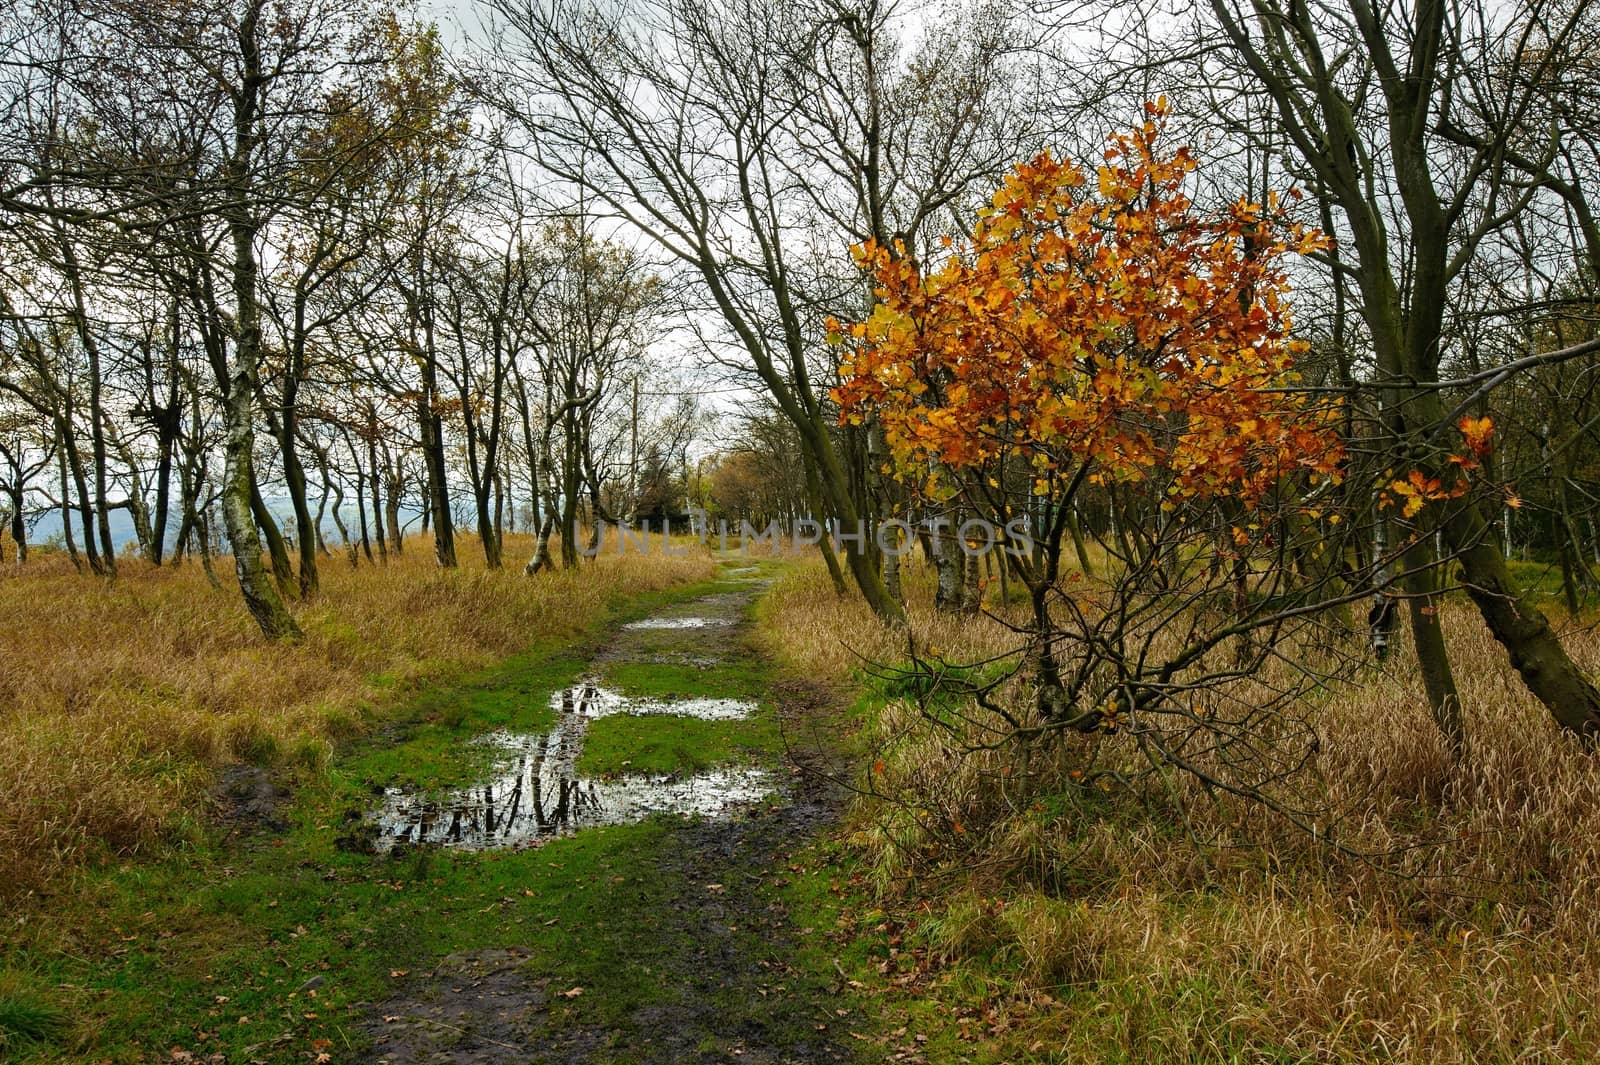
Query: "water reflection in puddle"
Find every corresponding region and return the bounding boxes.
[622,616,735,630]
[371,680,774,851]
[549,681,755,721]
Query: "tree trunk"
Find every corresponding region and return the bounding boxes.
[801,454,848,595]
[1403,535,1465,760]
[365,431,387,562]
[59,244,118,574]
[384,461,403,554]
[559,410,581,569]
[354,468,374,563]
[196,505,222,590]
[933,505,962,612]
[525,512,556,575]
[1067,507,1093,576]
[1446,499,1600,735]
[110,432,155,562]
[883,524,902,603]
[278,423,318,597]
[960,546,981,614]
[5,486,24,564]
[216,0,299,639]
[249,479,295,597]
[55,428,81,572]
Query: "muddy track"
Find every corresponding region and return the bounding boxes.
[357,574,855,1064]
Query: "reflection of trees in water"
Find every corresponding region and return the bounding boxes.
[375,679,777,850]
[386,682,607,846]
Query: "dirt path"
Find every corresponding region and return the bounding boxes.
[356,568,854,1064]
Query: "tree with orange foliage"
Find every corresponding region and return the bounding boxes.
[835,107,1356,792]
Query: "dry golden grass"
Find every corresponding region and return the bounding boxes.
[760,557,1600,1062]
[0,535,712,895]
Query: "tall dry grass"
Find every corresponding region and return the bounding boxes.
[760,558,1600,1062]
[0,536,712,895]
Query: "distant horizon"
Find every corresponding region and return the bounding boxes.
[17,496,430,556]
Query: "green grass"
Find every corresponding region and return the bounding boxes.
[8,812,692,1062]
[583,596,783,778]
[0,989,67,1059]
[602,658,766,700]
[0,567,773,1063]
[577,714,775,776]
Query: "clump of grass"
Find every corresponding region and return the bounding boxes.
[0,981,67,1057]
[761,556,1600,1062]
[0,534,712,895]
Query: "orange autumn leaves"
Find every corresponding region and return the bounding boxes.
[1380,415,1516,519]
[831,103,1344,509]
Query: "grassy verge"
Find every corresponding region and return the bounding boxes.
[757,558,1600,1064]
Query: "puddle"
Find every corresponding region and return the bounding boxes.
[622,616,735,630]
[369,680,773,851]
[550,680,755,721]
[372,738,776,851]
[374,753,776,850]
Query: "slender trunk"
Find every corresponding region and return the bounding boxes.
[367,434,388,562]
[150,312,181,565]
[151,434,173,564]
[494,459,506,542]
[110,432,155,561]
[477,445,503,568]
[354,468,374,563]
[59,406,102,575]
[249,474,295,598]
[559,410,580,569]
[1067,507,1093,576]
[384,464,403,554]
[4,485,24,564]
[327,480,354,565]
[883,522,902,603]
[584,470,603,560]
[417,312,457,565]
[960,538,981,614]
[196,505,222,590]
[801,453,847,595]
[170,389,206,567]
[514,363,543,531]
[59,242,117,574]
[278,420,318,597]
[419,392,456,568]
[525,512,556,575]
[933,503,962,612]
[216,0,299,639]
[54,419,81,572]
[1403,535,1465,760]
[311,463,332,558]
